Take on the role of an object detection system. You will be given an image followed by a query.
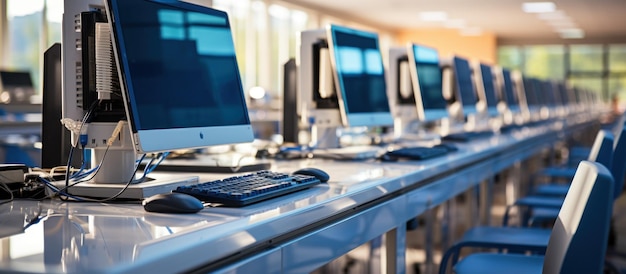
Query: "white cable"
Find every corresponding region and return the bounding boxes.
[107,120,127,146]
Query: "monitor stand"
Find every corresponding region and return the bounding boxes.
[51,173,199,200]
[390,118,442,143]
[311,125,340,149]
[54,122,198,199]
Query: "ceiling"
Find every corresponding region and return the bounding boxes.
[282,0,626,43]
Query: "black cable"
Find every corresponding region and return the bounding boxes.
[61,100,101,201]
[0,181,14,205]
[63,153,147,203]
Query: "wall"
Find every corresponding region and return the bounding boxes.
[397,28,497,64]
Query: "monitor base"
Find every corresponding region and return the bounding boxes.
[49,173,198,200]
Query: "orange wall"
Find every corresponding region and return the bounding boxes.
[397,28,497,64]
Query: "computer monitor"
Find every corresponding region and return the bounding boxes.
[107,0,253,153]
[522,77,539,109]
[499,68,520,113]
[406,44,448,123]
[59,0,254,195]
[0,71,35,104]
[555,81,570,107]
[474,63,499,117]
[541,80,559,114]
[326,24,393,128]
[451,56,479,117]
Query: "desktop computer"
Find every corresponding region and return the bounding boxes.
[473,62,504,131]
[474,63,500,118]
[449,56,480,121]
[387,43,451,139]
[326,25,394,128]
[58,0,256,199]
[387,47,419,136]
[440,56,495,141]
[296,25,393,159]
[494,67,525,128]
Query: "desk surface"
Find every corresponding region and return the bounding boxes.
[0,114,598,273]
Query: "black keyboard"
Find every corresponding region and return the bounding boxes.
[381,144,456,161]
[442,131,493,142]
[173,170,322,207]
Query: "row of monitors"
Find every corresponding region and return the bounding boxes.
[61,0,600,158]
[298,25,600,129]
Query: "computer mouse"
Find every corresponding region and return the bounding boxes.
[292,167,330,183]
[143,192,204,214]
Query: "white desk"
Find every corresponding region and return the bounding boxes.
[0,114,598,273]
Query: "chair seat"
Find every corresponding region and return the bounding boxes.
[454,253,544,274]
[534,184,569,196]
[460,226,551,252]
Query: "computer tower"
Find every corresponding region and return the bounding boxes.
[282,58,299,143]
[42,43,80,168]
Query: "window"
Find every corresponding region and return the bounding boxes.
[609,45,626,72]
[570,44,603,72]
[497,43,626,103]
[524,45,564,80]
[498,46,523,71]
[3,0,62,96]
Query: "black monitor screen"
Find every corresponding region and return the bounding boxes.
[453,56,478,114]
[327,25,392,127]
[531,78,546,106]
[0,71,33,87]
[557,82,569,105]
[329,27,389,114]
[523,77,539,106]
[413,45,446,111]
[110,0,249,130]
[502,69,518,107]
[107,0,253,153]
[543,81,557,106]
[479,64,498,108]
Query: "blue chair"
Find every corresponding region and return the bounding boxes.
[532,119,624,188]
[436,127,626,272]
[502,129,614,226]
[434,129,626,272]
[525,126,626,225]
[439,161,614,274]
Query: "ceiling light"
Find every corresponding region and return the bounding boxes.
[557,28,585,39]
[522,2,556,13]
[419,11,448,21]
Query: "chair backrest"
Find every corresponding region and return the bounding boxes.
[586,129,614,170]
[543,161,614,274]
[610,125,626,200]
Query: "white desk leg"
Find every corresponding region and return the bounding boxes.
[370,235,382,272]
[479,178,495,226]
[369,226,407,274]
